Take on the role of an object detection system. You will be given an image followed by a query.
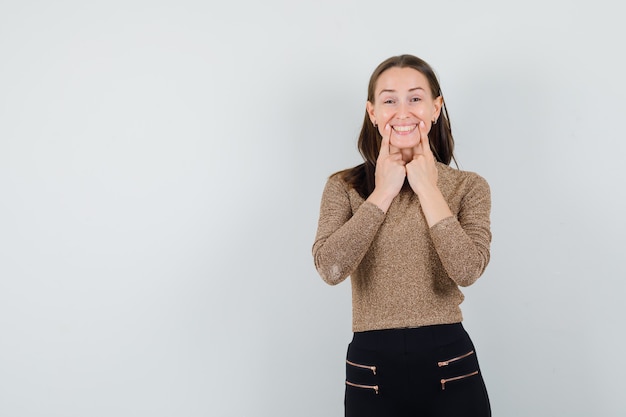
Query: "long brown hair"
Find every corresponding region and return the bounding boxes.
[341,54,456,199]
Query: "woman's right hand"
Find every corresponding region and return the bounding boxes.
[366,124,406,213]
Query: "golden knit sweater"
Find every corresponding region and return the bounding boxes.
[313,163,492,332]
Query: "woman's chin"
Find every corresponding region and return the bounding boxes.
[390,137,419,149]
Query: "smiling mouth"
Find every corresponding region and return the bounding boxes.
[392,124,417,133]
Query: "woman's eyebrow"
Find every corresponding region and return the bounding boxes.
[378,89,396,96]
[378,87,424,96]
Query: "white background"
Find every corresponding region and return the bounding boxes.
[1,0,625,416]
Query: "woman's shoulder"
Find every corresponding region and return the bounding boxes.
[437,162,490,192]
[323,165,367,203]
[321,169,353,197]
[326,170,349,188]
[327,164,366,188]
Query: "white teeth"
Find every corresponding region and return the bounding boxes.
[393,125,416,132]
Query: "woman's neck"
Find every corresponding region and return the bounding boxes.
[399,148,414,163]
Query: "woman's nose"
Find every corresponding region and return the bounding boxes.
[397,102,410,118]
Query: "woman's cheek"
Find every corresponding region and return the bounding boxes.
[414,106,427,119]
[376,116,393,136]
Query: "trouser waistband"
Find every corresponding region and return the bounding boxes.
[351,322,466,354]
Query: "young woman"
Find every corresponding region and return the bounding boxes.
[312,55,492,416]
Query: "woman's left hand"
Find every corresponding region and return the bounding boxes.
[406,121,438,195]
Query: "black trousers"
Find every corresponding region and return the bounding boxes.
[345,323,491,417]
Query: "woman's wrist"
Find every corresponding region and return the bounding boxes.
[416,184,453,227]
[366,188,395,213]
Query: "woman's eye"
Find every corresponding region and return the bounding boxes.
[383,99,395,104]
[410,97,421,102]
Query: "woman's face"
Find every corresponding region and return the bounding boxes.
[367,67,442,150]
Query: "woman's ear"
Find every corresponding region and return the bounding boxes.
[366,101,376,124]
[433,96,443,121]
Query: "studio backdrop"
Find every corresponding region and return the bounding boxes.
[0,1,624,416]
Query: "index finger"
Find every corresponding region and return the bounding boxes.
[378,123,392,158]
[418,120,434,158]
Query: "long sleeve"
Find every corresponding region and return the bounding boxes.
[312,175,386,285]
[311,165,492,332]
[429,175,491,287]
